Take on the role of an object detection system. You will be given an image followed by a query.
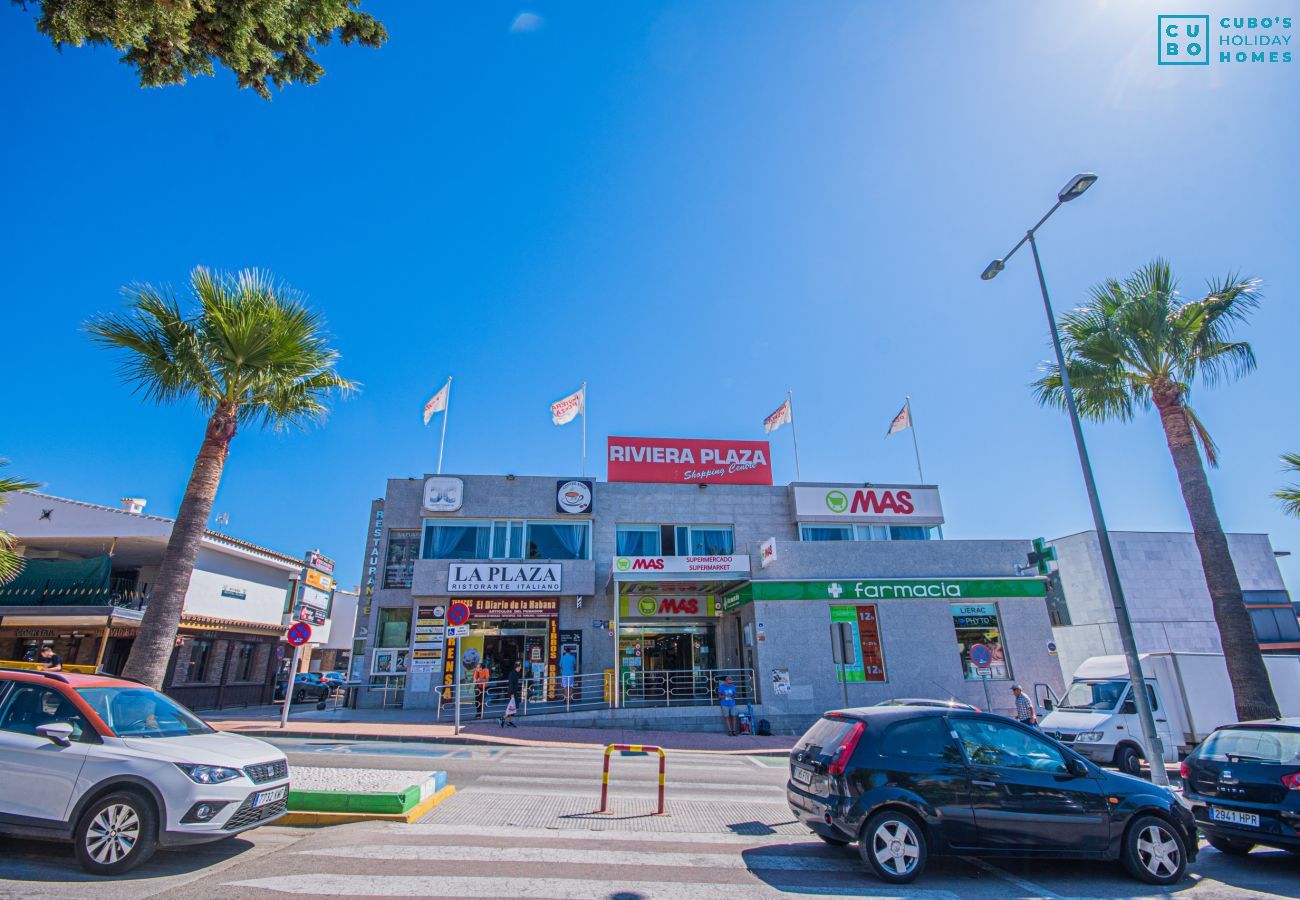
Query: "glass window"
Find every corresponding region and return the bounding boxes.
[690,528,733,555]
[1249,608,1300,643]
[186,639,214,682]
[526,521,590,560]
[878,717,963,763]
[377,607,412,648]
[78,687,213,738]
[800,525,852,542]
[1195,727,1300,764]
[232,642,257,681]
[952,718,1068,773]
[794,715,857,760]
[855,525,890,541]
[951,603,1010,681]
[617,526,662,556]
[0,684,95,743]
[1119,684,1161,714]
[889,526,931,541]
[422,521,492,559]
[383,530,420,588]
[1059,680,1126,711]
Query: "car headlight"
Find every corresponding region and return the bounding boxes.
[176,763,243,784]
[1074,731,1104,743]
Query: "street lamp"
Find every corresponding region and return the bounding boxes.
[981,173,1169,787]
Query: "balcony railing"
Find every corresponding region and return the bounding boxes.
[619,668,756,708]
[0,576,151,609]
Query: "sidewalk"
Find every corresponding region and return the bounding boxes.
[205,705,798,754]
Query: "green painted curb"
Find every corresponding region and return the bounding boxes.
[288,786,419,814]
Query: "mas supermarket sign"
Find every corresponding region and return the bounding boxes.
[607,436,773,485]
[792,484,944,523]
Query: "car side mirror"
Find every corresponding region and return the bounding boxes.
[36,722,75,747]
[1065,756,1088,777]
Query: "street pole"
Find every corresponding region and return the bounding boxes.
[581,381,587,477]
[437,377,452,475]
[280,643,301,729]
[453,636,462,736]
[1027,232,1167,784]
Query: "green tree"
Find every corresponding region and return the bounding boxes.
[12,0,387,99]
[0,461,39,585]
[87,268,356,688]
[1033,258,1280,721]
[1275,452,1300,518]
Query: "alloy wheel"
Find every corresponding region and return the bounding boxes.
[871,819,920,876]
[1135,823,1180,878]
[85,803,140,865]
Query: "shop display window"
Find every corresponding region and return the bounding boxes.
[951,602,1010,680]
[383,530,420,588]
[377,607,412,648]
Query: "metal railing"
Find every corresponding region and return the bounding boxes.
[435,671,612,722]
[0,575,150,609]
[619,668,755,708]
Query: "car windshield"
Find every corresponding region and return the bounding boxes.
[78,687,214,738]
[1197,727,1300,764]
[795,716,856,759]
[1059,680,1126,711]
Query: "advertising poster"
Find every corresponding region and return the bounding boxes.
[829,604,886,683]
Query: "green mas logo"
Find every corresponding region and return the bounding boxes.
[637,597,658,616]
[615,557,631,572]
[825,490,849,513]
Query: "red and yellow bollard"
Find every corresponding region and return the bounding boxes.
[598,743,667,815]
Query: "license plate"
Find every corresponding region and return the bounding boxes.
[792,766,814,785]
[1210,807,1259,827]
[252,786,287,808]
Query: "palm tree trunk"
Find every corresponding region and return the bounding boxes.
[1153,387,1280,720]
[121,404,237,689]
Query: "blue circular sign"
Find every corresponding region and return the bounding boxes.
[447,602,470,627]
[970,643,993,667]
[287,622,312,646]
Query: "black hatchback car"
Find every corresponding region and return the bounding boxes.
[1181,718,1300,856]
[787,707,1196,885]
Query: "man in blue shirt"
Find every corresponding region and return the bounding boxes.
[718,675,738,736]
[559,648,578,704]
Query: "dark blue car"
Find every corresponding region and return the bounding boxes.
[787,706,1195,885]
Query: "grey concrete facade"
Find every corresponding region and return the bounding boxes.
[350,473,1061,728]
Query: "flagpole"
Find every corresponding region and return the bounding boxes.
[787,390,803,481]
[437,376,452,475]
[581,381,587,477]
[905,395,943,539]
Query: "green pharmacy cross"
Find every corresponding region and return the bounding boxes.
[1027,538,1057,575]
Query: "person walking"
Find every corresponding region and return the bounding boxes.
[1011,684,1038,727]
[473,662,490,719]
[717,675,738,736]
[559,647,578,705]
[501,661,523,728]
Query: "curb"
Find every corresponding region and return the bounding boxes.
[279,785,456,826]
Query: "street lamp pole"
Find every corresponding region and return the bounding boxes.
[982,174,1168,786]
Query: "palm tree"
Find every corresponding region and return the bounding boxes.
[0,461,39,585]
[1033,258,1279,721]
[1275,453,1300,518]
[87,268,356,689]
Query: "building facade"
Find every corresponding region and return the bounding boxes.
[351,471,1063,730]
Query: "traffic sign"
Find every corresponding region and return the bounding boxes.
[445,624,470,638]
[1047,640,1058,655]
[286,622,313,646]
[447,602,471,627]
[969,643,993,667]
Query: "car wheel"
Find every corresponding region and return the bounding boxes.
[1206,834,1255,856]
[1115,744,1143,776]
[1122,815,1187,885]
[859,809,927,884]
[817,834,851,847]
[73,791,158,875]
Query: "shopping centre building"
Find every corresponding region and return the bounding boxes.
[350,436,1063,729]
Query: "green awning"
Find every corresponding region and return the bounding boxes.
[0,556,113,606]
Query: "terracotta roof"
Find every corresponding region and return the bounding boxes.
[180,614,286,635]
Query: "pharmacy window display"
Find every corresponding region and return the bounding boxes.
[951,602,1010,680]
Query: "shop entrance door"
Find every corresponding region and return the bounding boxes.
[643,633,691,673]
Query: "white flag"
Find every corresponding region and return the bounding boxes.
[423,383,449,425]
[550,385,584,426]
[763,398,792,433]
[886,402,911,436]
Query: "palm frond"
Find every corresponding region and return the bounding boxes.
[0,460,38,586]
[1275,452,1300,518]
[1183,404,1221,468]
[1031,357,1138,423]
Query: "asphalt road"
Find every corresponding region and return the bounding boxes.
[1,739,1297,899]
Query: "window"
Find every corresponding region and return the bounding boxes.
[377,607,412,648]
[78,687,213,738]
[422,520,492,559]
[951,603,1010,681]
[0,685,94,743]
[383,530,421,588]
[186,639,214,682]
[798,524,935,542]
[231,642,257,682]
[800,525,852,542]
[617,526,662,556]
[878,717,962,763]
[526,521,590,560]
[951,718,1068,774]
[674,525,734,555]
[1248,607,1300,643]
[1119,684,1160,715]
[794,715,857,760]
[1195,727,1300,764]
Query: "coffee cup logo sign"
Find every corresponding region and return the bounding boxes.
[556,479,593,514]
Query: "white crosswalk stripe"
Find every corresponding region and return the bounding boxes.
[389,823,807,844]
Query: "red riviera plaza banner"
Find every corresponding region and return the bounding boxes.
[607,436,774,485]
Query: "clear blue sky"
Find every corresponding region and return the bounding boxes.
[2,2,1297,592]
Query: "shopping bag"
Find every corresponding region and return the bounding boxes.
[506,697,517,716]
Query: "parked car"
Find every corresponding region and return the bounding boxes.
[1180,718,1300,856]
[0,668,289,875]
[274,672,332,703]
[787,706,1195,885]
[873,697,978,711]
[320,671,347,691]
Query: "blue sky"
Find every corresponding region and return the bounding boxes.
[2,1,1297,591]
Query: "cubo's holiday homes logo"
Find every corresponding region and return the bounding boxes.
[1159,14,1293,65]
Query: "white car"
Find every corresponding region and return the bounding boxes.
[0,668,290,874]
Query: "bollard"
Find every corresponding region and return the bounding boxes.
[598,743,667,815]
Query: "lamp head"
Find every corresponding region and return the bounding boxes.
[1057,173,1098,203]
[980,259,1006,281]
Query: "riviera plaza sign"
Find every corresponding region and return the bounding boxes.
[721,578,1045,611]
[607,436,773,485]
